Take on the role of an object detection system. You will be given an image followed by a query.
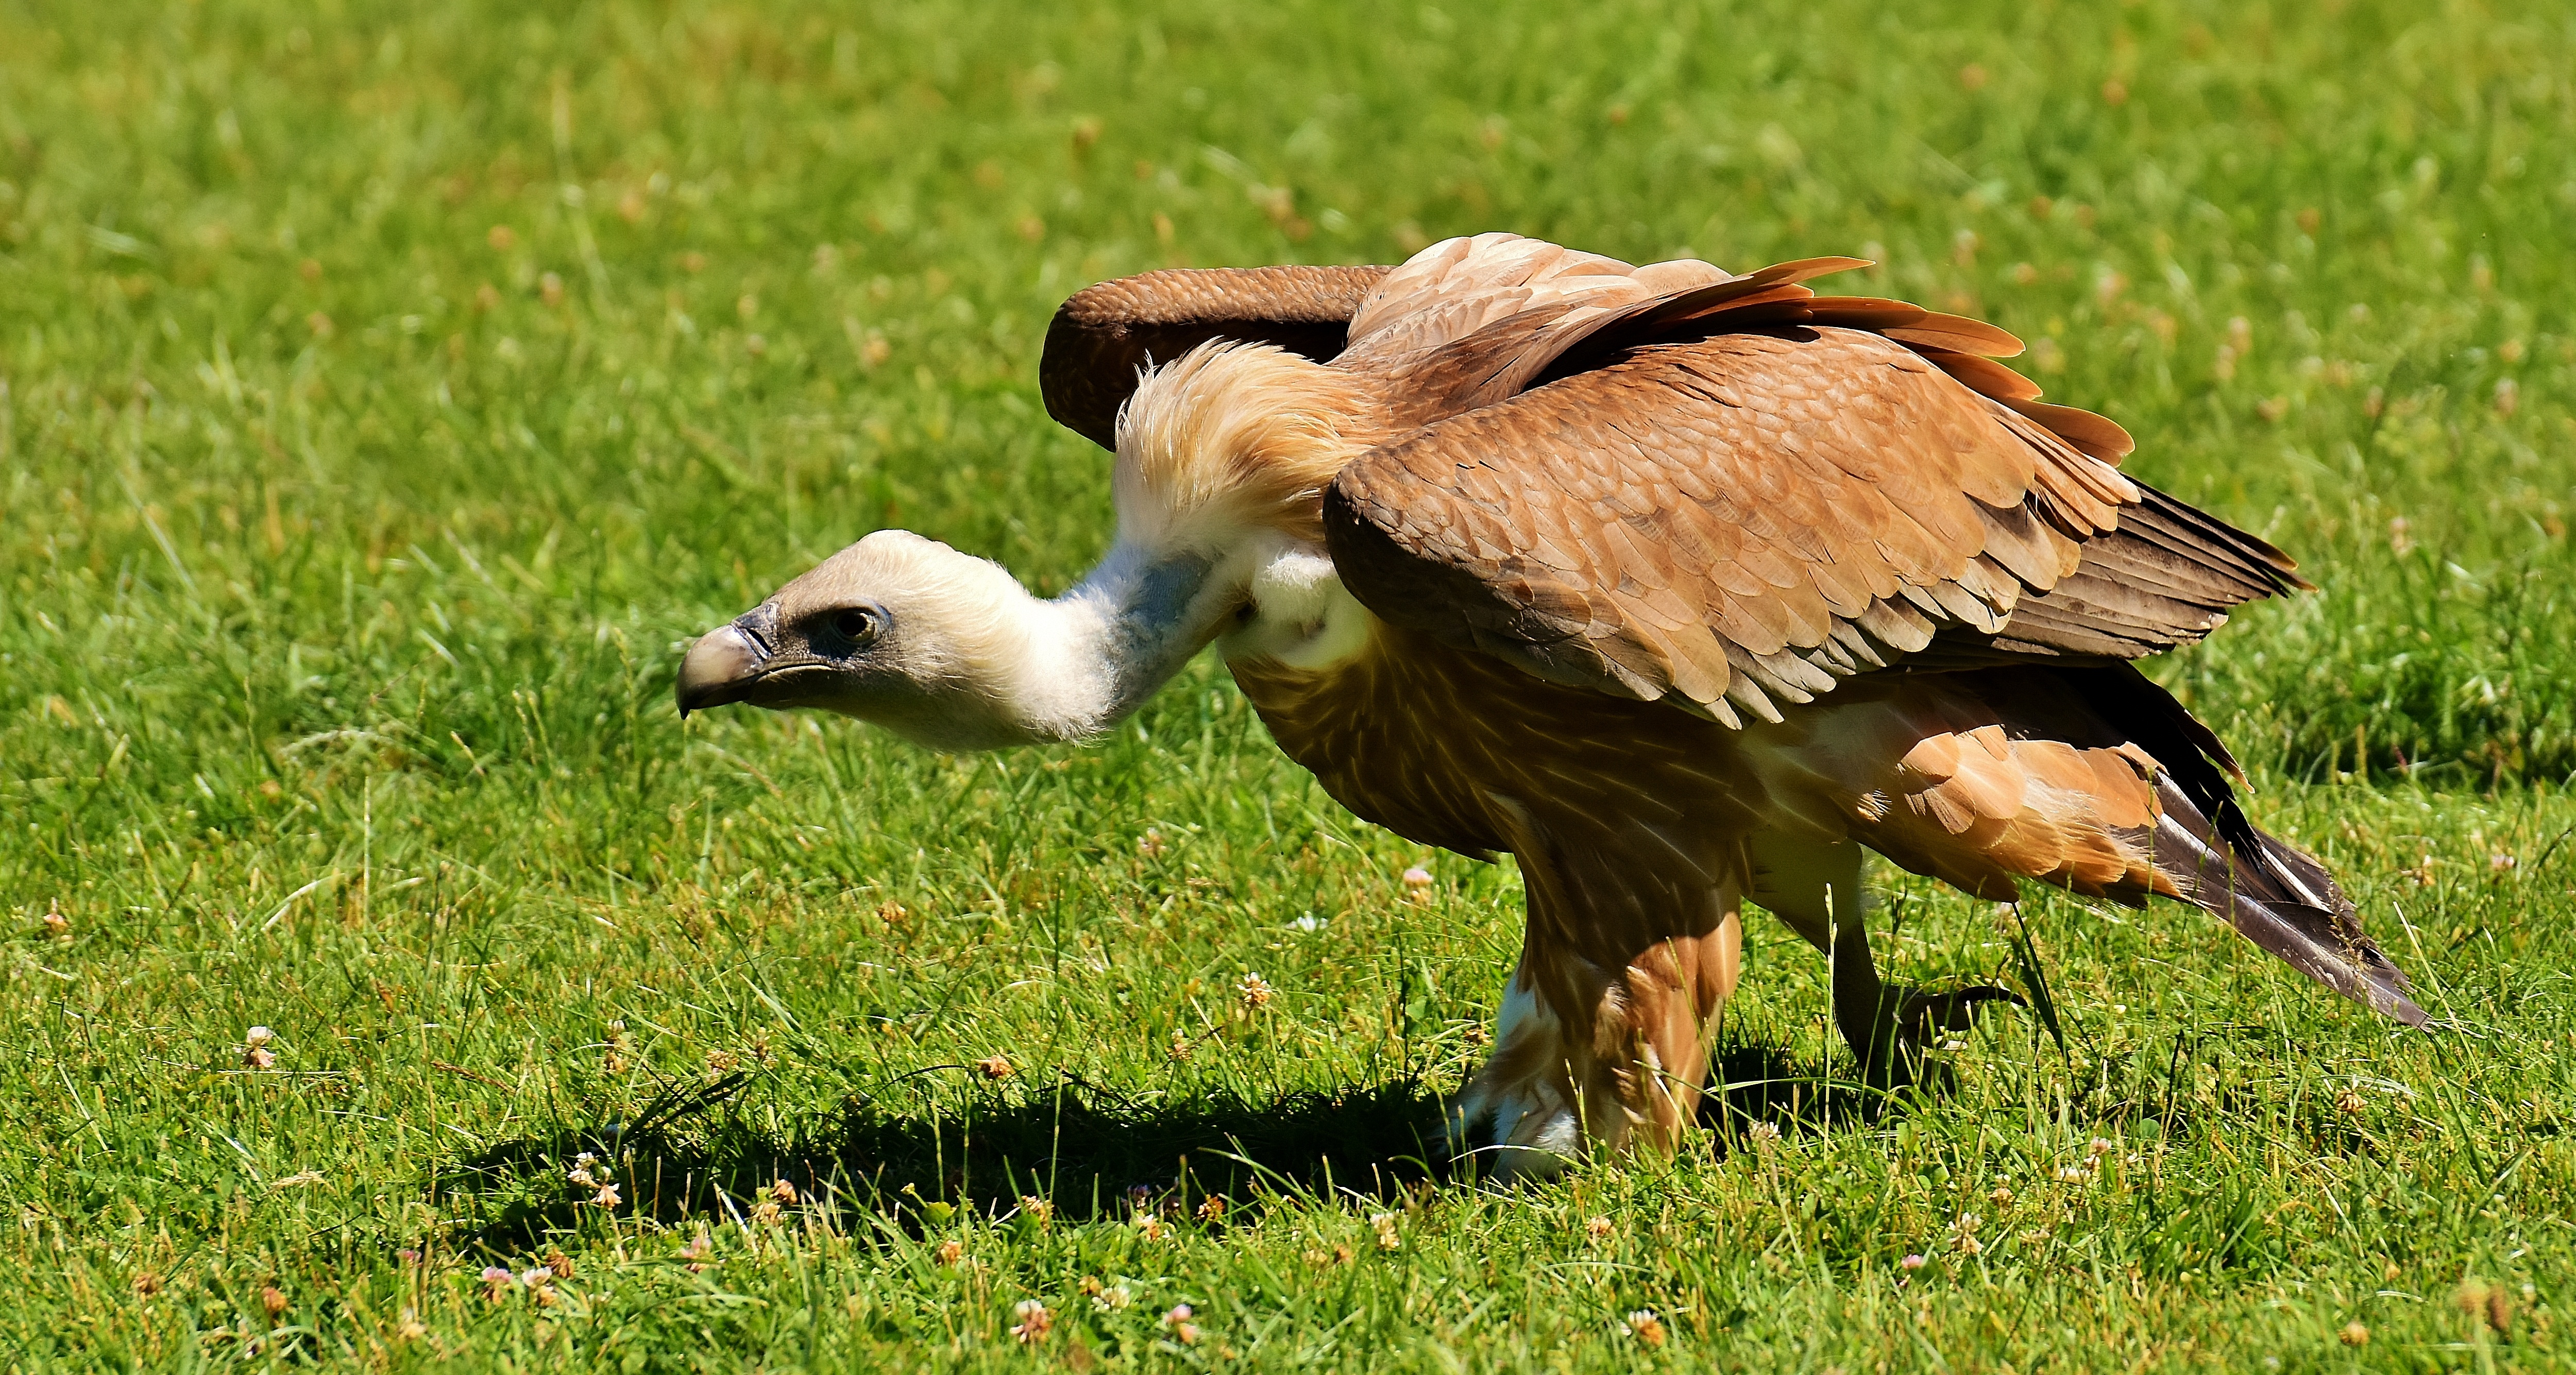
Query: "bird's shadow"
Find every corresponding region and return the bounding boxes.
[437,1042,1912,1255]
[440,1071,1457,1253]
[1703,1038,1918,1140]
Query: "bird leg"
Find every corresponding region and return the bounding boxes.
[1828,899,1901,1082]
[1825,905,2024,1084]
[1612,908,1745,1150]
[1451,890,1743,1180]
[1447,962,1586,1178]
[1750,834,2022,1087]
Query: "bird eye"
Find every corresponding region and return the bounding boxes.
[830,607,881,646]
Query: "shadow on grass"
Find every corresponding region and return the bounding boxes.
[1701,1039,1909,1148]
[438,1033,2028,1254]
[440,1070,1464,1253]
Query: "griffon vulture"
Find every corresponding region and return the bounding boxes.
[677,233,2421,1177]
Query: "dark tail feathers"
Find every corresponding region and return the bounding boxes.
[2059,666,2427,1027]
[2148,775,2427,1025]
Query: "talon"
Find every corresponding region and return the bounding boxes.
[1894,985,2025,1043]
[1835,972,2028,1087]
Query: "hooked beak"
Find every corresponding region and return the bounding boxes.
[675,605,778,717]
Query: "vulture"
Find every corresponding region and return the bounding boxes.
[677,233,2421,1177]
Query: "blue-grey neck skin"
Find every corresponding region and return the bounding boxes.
[1049,544,1226,738]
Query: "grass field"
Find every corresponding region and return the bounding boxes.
[5,0,2575,1368]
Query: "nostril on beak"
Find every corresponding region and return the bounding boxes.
[675,623,765,717]
[734,602,781,657]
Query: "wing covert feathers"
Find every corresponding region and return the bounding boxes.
[1323,245,2301,716]
[1042,235,2309,724]
[1041,264,1390,450]
[1337,232,1737,368]
[1327,328,2168,721]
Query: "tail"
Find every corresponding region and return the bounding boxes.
[2062,667,2428,1026]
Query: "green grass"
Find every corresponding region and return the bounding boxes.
[4,0,2574,1368]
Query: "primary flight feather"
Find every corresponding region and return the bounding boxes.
[677,233,2420,1177]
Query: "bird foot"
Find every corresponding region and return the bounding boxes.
[1891,983,2025,1045]
[1842,983,2025,1089]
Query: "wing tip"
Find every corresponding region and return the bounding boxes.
[2002,398,2137,463]
[1748,255,1875,285]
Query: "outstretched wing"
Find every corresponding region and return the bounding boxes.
[1324,283,2302,728]
[1040,265,1390,450]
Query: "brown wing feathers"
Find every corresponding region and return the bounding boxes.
[1040,264,1390,450]
[1040,250,2305,699]
[1327,328,2110,726]
[1324,258,2306,718]
[1976,482,2307,660]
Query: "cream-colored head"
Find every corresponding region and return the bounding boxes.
[677,342,1383,750]
[675,530,1109,751]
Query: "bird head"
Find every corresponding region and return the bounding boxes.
[675,529,1094,752]
[676,343,1383,753]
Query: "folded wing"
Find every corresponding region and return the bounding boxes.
[1325,281,2303,728]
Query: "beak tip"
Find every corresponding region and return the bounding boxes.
[675,624,765,717]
